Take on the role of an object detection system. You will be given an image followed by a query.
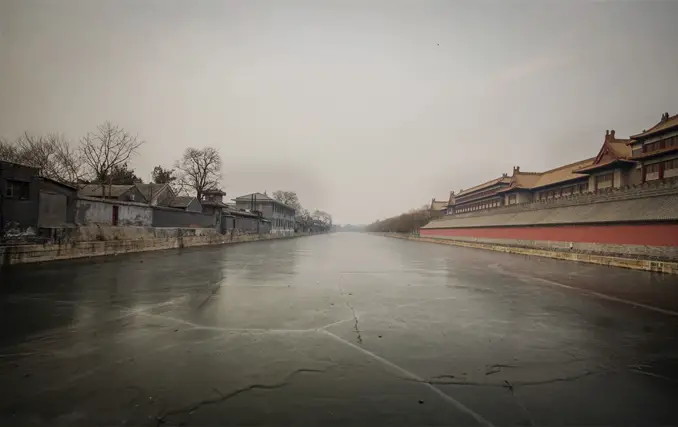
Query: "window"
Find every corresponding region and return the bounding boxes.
[663,159,678,178]
[578,183,588,193]
[595,173,614,188]
[645,163,660,181]
[508,194,517,205]
[5,180,30,200]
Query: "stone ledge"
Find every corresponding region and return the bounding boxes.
[0,232,313,266]
[385,234,678,275]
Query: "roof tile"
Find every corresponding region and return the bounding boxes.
[630,113,678,139]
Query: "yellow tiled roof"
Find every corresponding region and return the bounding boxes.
[532,158,594,188]
[511,172,542,189]
[630,113,678,139]
[607,140,632,158]
[431,200,448,210]
[457,176,511,197]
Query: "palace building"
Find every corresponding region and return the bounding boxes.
[444,112,678,216]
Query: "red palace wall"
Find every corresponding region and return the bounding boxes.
[420,223,678,247]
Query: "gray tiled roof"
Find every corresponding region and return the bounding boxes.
[79,184,133,198]
[134,183,168,200]
[168,196,196,208]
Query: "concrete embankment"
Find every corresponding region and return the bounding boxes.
[385,233,678,275]
[0,226,313,266]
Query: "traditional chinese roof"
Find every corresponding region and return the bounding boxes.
[135,183,171,201]
[456,176,511,197]
[499,158,593,193]
[532,158,593,188]
[630,113,678,140]
[577,131,633,174]
[430,200,448,210]
[497,171,542,193]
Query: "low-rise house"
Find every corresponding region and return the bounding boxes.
[79,184,144,202]
[223,209,270,234]
[200,189,229,216]
[78,183,175,206]
[233,192,296,234]
[1,160,78,234]
[168,196,202,213]
[135,183,175,206]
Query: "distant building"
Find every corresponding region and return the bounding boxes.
[443,113,678,216]
[233,192,296,234]
[429,198,448,218]
[78,183,175,206]
[200,189,229,216]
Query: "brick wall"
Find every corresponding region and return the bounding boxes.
[0,227,313,266]
[420,225,678,260]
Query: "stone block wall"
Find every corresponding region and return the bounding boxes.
[0,226,312,266]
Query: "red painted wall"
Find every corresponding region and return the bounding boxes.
[420,224,678,247]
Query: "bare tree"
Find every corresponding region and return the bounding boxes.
[1,133,84,184]
[80,122,144,195]
[0,137,19,162]
[272,190,301,211]
[48,134,86,184]
[175,147,222,200]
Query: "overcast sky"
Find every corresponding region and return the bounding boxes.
[1,0,677,224]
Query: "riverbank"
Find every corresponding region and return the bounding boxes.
[0,227,315,266]
[384,233,678,274]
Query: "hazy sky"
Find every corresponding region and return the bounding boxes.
[2,0,677,224]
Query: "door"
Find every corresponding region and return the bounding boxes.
[112,205,119,226]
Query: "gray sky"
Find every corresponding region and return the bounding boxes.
[1,0,677,224]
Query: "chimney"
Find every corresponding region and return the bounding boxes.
[605,129,615,142]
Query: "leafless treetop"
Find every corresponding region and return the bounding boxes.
[80,121,144,183]
[175,147,222,200]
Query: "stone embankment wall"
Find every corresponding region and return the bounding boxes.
[418,181,678,269]
[387,234,678,275]
[0,226,309,266]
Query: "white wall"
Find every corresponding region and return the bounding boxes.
[76,198,152,226]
